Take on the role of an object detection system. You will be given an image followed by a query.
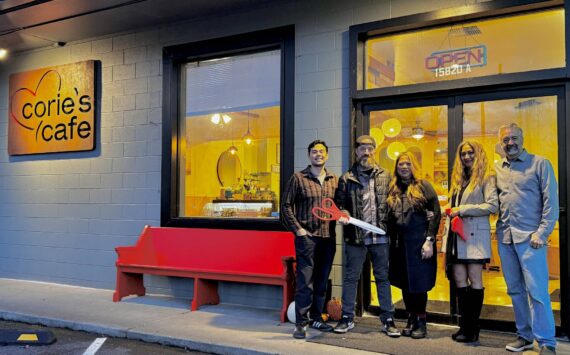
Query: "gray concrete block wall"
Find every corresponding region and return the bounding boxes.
[0,0,489,303]
[0,29,162,288]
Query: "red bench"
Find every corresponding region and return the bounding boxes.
[113,226,296,322]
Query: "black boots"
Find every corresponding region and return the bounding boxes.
[454,287,484,343]
[452,287,468,340]
[411,317,427,339]
[402,314,427,339]
[401,314,416,337]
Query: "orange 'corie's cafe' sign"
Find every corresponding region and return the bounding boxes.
[8,60,95,155]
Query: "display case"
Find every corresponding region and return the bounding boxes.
[203,200,275,218]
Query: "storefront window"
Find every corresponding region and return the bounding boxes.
[178,50,281,219]
[365,8,565,89]
[368,105,449,310]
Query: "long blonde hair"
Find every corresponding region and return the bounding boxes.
[387,151,427,210]
[449,140,490,197]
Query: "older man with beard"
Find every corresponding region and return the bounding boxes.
[495,123,559,355]
[332,135,399,337]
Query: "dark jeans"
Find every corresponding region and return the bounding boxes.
[294,235,336,325]
[341,243,394,323]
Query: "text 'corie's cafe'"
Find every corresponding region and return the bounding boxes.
[9,61,95,155]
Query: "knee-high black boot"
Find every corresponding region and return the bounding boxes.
[402,313,416,337]
[452,287,469,341]
[456,287,484,343]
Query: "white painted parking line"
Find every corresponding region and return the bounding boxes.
[82,337,107,355]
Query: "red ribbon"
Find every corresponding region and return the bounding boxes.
[446,208,468,241]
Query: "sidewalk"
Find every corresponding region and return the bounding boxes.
[0,278,567,355]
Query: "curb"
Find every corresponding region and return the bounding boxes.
[0,311,272,355]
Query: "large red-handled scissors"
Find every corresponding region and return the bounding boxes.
[312,198,386,235]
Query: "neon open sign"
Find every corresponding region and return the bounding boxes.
[425,45,487,77]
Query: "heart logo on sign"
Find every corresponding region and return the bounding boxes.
[8,60,95,155]
[9,69,62,137]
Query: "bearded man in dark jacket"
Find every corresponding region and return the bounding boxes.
[332,135,399,338]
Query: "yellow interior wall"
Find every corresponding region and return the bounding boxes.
[183,138,280,216]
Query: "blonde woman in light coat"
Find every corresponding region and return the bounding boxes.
[442,140,498,343]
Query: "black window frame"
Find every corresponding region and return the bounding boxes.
[161,25,295,231]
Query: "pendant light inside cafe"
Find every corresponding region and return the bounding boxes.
[411,119,424,140]
[227,116,238,155]
[211,113,232,125]
[242,111,254,145]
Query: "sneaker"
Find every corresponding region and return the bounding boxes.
[505,336,534,352]
[293,324,306,339]
[539,346,556,355]
[333,317,355,333]
[310,319,333,332]
[382,318,401,338]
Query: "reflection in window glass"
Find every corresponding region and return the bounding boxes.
[365,8,565,89]
[179,50,281,218]
[464,96,560,326]
[368,105,449,310]
[370,106,448,199]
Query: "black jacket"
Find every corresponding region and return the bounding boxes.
[387,179,441,292]
[334,164,391,245]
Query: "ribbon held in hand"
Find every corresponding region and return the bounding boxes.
[446,208,468,241]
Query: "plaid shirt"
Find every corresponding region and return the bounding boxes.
[357,169,388,245]
[281,166,338,238]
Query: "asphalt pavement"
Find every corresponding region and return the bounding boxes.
[0,319,207,354]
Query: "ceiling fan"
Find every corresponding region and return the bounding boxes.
[401,119,438,140]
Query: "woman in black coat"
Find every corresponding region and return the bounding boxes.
[387,151,441,339]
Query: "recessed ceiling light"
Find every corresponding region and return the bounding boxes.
[0,48,8,60]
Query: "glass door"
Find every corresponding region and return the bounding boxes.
[367,103,451,315]
[459,93,562,326]
[363,89,565,327]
